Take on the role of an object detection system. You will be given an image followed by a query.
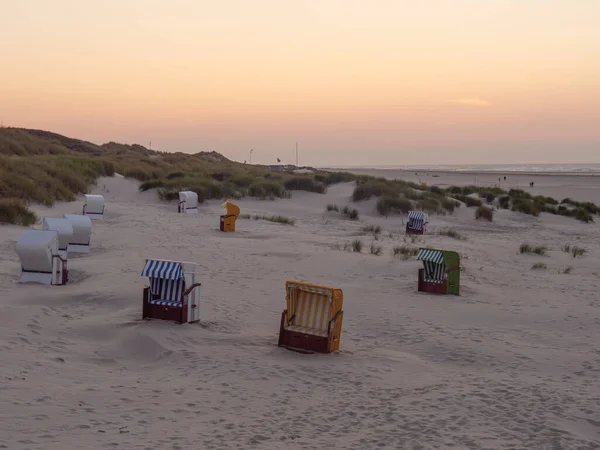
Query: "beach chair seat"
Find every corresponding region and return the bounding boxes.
[278,281,344,354]
[148,299,183,308]
[141,259,201,324]
[284,325,328,338]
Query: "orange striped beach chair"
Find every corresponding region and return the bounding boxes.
[278,280,344,354]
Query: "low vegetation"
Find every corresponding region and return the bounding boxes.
[341,206,359,220]
[531,262,547,270]
[571,246,586,258]
[475,206,494,221]
[392,245,419,260]
[519,243,547,255]
[562,266,573,274]
[436,228,465,240]
[0,198,38,226]
[351,179,599,223]
[239,214,295,225]
[325,204,359,220]
[369,242,383,256]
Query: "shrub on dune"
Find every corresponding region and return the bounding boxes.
[475,206,493,221]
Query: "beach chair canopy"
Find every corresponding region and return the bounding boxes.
[16,230,59,273]
[416,248,446,283]
[42,217,73,251]
[179,191,198,207]
[221,200,240,218]
[141,259,186,305]
[83,194,105,214]
[63,214,92,245]
[416,248,461,294]
[408,211,428,230]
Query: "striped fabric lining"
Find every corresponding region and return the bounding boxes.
[286,288,331,332]
[417,248,446,282]
[149,300,182,307]
[407,211,427,231]
[150,277,185,304]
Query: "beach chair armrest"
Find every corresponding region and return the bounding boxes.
[182,283,202,305]
[328,310,343,331]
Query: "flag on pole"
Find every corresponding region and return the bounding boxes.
[277,158,281,163]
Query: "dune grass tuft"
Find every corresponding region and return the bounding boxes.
[361,225,382,235]
[437,228,465,240]
[351,238,363,253]
[392,245,418,260]
[326,204,339,212]
[475,206,493,221]
[342,206,359,220]
[531,262,547,270]
[519,243,547,255]
[519,243,533,254]
[239,214,294,225]
[369,242,383,256]
[0,198,38,226]
[571,246,586,258]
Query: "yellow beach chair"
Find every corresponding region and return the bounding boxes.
[220,200,240,232]
[278,281,344,354]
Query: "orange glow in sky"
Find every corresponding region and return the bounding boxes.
[1,0,599,165]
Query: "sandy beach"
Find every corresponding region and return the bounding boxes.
[1,174,599,449]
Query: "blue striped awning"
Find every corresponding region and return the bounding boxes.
[141,259,183,280]
[408,211,426,220]
[416,248,445,264]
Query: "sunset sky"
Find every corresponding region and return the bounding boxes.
[1,0,599,166]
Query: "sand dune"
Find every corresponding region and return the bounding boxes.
[1,175,599,449]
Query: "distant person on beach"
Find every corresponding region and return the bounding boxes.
[504,176,506,181]
[530,181,534,188]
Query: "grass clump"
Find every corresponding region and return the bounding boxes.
[475,206,494,221]
[240,214,295,225]
[283,176,326,193]
[326,204,339,212]
[0,198,38,225]
[392,245,418,260]
[571,246,586,258]
[531,262,547,270]
[341,206,359,220]
[437,228,465,240]
[351,238,363,253]
[519,243,533,254]
[562,266,573,274]
[519,243,547,255]
[453,194,483,207]
[361,225,382,235]
[369,242,383,256]
[376,195,411,216]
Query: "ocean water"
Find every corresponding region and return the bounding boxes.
[331,163,600,174]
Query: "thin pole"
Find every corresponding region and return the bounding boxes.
[250,148,253,164]
[296,141,298,166]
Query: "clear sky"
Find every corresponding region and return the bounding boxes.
[1,0,599,166]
